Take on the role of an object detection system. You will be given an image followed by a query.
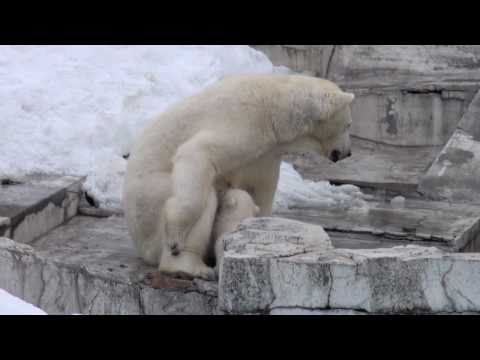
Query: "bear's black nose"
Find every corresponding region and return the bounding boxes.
[329,150,341,163]
[170,244,180,256]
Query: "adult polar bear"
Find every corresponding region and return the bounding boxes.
[123,74,354,280]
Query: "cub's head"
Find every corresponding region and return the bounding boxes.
[218,189,260,219]
[214,189,259,239]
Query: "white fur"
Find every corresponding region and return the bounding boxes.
[123,74,354,279]
[212,189,260,272]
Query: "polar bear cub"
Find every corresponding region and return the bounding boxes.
[211,189,260,271]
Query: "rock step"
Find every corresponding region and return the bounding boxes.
[286,137,440,196]
[0,174,84,244]
[274,196,480,252]
[0,215,217,315]
[2,213,478,315]
[219,217,480,315]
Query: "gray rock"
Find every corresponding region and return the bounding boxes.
[254,45,480,89]
[270,308,366,315]
[0,216,217,315]
[284,136,440,194]
[419,132,480,204]
[275,196,480,252]
[253,45,334,77]
[225,217,333,256]
[419,90,480,204]
[254,45,480,146]
[327,45,480,90]
[458,90,480,141]
[348,89,466,146]
[218,218,480,314]
[0,174,84,243]
[218,217,331,314]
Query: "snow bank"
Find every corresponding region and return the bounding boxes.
[0,288,46,315]
[0,45,363,211]
[0,45,277,208]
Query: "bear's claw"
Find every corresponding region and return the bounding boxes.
[169,243,180,256]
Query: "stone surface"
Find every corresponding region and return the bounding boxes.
[275,196,480,252]
[327,45,480,90]
[219,218,333,313]
[254,45,480,146]
[2,213,478,315]
[458,90,480,141]
[0,217,10,239]
[326,231,444,251]
[270,308,366,315]
[419,91,480,204]
[218,218,480,314]
[224,217,333,257]
[0,216,217,315]
[285,137,440,194]
[347,88,467,146]
[0,174,84,243]
[254,45,480,89]
[252,45,334,77]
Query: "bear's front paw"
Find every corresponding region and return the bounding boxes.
[195,266,216,281]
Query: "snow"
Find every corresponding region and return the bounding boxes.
[0,288,47,315]
[0,45,364,211]
[390,195,406,209]
[273,162,366,211]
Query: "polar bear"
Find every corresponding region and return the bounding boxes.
[210,189,260,271]
[123,74,354,280]
[142,188,259,282]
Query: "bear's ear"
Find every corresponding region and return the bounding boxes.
[320,91,355,119]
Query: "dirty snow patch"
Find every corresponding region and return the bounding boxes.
[273,162,367,211]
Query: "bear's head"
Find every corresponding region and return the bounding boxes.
[312,90,354,163]
[279,76,355,163]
